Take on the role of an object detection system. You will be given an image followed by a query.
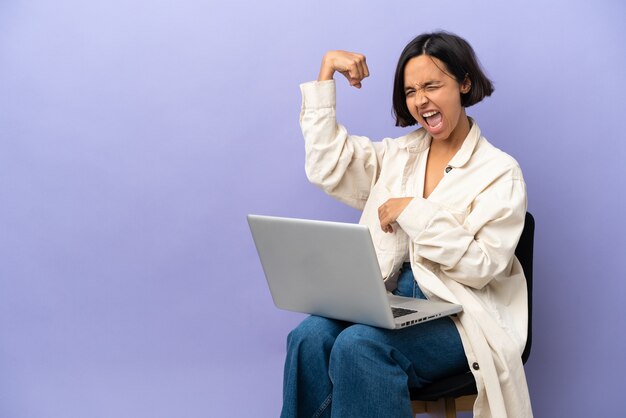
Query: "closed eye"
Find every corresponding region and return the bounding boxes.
[425,84,442,91]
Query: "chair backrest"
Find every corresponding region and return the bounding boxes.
[514,212,535,364]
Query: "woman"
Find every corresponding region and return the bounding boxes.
[283,31,532,418]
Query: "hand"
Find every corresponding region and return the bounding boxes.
[318,50,370,88]
[378,197,413,233]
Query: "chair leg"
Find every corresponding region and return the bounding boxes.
[411,398,457,418]
[411,400,428,415]
[444,398,456,418]
[454,394,476,412]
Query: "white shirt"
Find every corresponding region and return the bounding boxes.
[300,79,533,417]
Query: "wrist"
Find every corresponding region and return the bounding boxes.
[318,53,335,81]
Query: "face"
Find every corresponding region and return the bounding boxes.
[403,55,471,143]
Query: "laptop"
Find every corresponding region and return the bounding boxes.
[247,214,462,329]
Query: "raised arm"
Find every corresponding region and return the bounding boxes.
[300,51,386,210]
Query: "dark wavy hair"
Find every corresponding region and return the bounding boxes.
[392,31,494,127]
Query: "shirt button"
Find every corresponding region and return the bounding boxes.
[445,166,453,173]
[472,362,480,370]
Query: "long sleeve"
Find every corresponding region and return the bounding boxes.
[300,80,385,210]
[396,165,527,289]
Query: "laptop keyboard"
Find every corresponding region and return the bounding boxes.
[391,307,418,318]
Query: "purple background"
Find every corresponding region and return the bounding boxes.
[1,0,625,417]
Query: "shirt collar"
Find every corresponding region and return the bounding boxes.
[396,129,430,153]
[446,118,481,168]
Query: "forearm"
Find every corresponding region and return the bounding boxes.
[396,179,527,289]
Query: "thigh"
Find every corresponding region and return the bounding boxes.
[397,317,468,382]
[334,318,468,386]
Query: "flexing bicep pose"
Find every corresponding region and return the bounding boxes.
[284,32,532,418]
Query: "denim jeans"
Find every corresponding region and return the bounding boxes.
[281,263,468,418]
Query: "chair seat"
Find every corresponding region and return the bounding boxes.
[409,372,477,402]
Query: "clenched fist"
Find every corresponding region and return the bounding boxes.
[318,50,370,88]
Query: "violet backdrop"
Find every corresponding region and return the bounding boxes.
[1,0,625,417]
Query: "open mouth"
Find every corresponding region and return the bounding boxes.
[422,110,443,129]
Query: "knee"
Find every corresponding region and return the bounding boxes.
[329,325,414,388]
[329,324,384,365]
[287,316,343,355]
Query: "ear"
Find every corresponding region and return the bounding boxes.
[460,75,471,94]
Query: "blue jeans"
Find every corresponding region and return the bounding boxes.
[281,263,468,418]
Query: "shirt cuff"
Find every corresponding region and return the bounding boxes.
[395,197,441,240]
[300,80,336,109]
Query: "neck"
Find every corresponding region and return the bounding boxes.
[431,113,471,154]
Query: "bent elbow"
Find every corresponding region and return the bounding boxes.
[440,255,509,290]
[305,164,334,191]
[453,273,493,290]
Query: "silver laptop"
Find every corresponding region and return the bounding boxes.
[247,214,462,329]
